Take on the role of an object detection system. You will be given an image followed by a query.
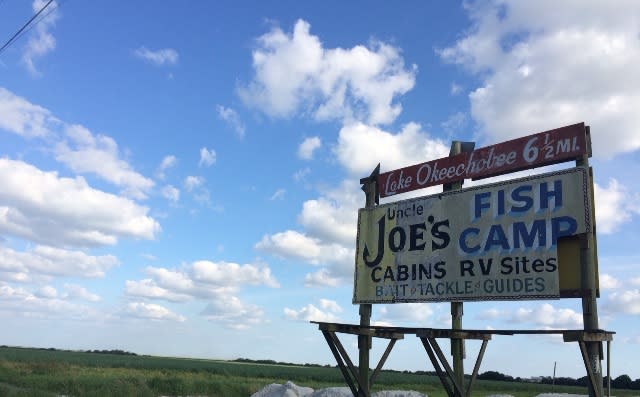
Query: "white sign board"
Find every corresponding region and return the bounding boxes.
[353,167,591,303]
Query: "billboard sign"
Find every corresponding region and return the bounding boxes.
[378,123,588,198]
[354,167,591,303]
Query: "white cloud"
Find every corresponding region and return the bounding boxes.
[184,176,204,192]
[599,274,620,289]
[190,260,280,288]
[36,285,57,298]
[594,179,639,234]
[441,112,468,136]
[335,122,449,176]
[216,105,246,138]
[0,283,98,319]
[125,260,279,329]
[125,279,191,302]
[439,0,640,158]
[156,155,177,179]
[199,147,216,167]
[201,296,266,330]
[124,302,185,322]
[0,158,160,247]
[133,47,179,66]
[298,136,321,160]
[269,188,286,201]
[22,0,59,76]
[293,167,311,182]
[476,308,505,320]
[61,284,101,302]
[319,299,342,313]
[297,180,362,246]
[284,302,340,323]
[161,185,180,203]
[377,303,434,324]
[304,269,340,288]
[604,289,640,315]
[509,303,583,328]
[0,245,118,279]
[55,124,154,200]
[450,82,462,95]
[0,87,57,137]
[239,19,416,126]
[255,230,352,270]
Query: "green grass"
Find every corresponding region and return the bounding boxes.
[0,346,637,397]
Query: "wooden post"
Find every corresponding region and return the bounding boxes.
[445,141,474,396]
[577,127,603,397]
[358,164,379,397]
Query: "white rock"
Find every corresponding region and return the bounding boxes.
[251,381,314,397]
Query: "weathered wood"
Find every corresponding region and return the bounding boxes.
[322,330,359,397]
[420,337,455,397]
[466,338,489,397]
[370,338,398,385]
[579,341,601,397]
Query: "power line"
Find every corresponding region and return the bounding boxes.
[0,0,55,56]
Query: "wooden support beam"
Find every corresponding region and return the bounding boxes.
[420,337,455,397]
[579,341,602,397]
[322,331,359,397]
[466,338,489,397]
[370,338,397,385]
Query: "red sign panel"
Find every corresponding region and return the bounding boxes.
[378,123,588,198]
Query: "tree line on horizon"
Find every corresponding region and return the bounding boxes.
[233,358,640,390]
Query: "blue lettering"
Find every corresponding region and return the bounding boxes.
[540,180,563,210]
[551,216,577,244]
[513,220,547,248]
[459,228,480,254]
[511,185,533,213]
[484,224,510,251]
[474,192,491,219]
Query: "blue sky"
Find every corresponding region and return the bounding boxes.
[1,0,640,380]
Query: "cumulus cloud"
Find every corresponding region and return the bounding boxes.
[0,283,99,319]
[509,303,583,328]
[594,179,640,234]
[0,87,57,137]
[123,302,185,322]
[304,269,340,288]
[184,176,204,192]
[298,136,321,160]
[22,0,59,76]
[125,279,191,302]
[256,230,352,270]
[55,124,154,200]
[376,303,434,325]
[0,158,160,247]
[61,283,101,302]
[599,274,620,289]
[133,47,179,66]
[604,289,640,315]
[201,296,266,330]
[161,185,180,203]
[439,0,640,158]
[125,260,279,329]
[335,122,449,176]
[216,105,246,138]
[284,299,342,322]
[239,19,416,126]
[199,147,216,167]
[0,245,118,279]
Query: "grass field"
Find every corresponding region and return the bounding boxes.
[0,346,636,397]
